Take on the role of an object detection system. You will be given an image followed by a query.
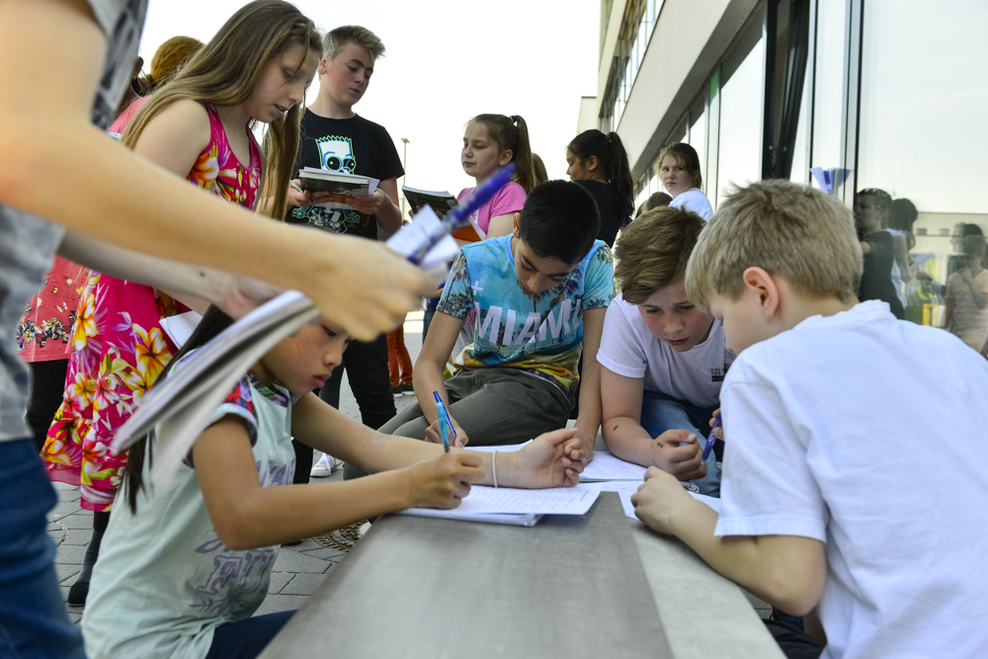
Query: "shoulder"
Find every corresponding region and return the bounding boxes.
[143,100,211,140]
[585,240,614,268]
[351,114,391,134]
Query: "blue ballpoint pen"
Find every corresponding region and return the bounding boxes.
[433,391,455,452]
[406,163,516,265]
[701,413,721,464]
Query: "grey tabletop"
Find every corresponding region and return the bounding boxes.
[258,492,782,658]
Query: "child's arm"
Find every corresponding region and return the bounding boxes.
[0,0,433,341]
[892,233,912,283]
[193,414,484,549]
[573,307,606,458]
[486,213,516,239]
[631,467,827,615]
[600,366,707,481]
[412,310,470,445]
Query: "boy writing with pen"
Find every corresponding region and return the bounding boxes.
[632,180,988,658]
[366,180,614,461]
[599,207,733,496]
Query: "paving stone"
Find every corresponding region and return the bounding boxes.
[272,548,332,574]
[279,572,328,596]
[267,571,294,595]
[289,538,320,552]
[54,544,87,564]
[60,529,94,546]
[55,514,95,529]
[56,563,81,584]
[253,594,310,616]
[48,501,83,520]
[57,489,81,502]
[302,547,346,562]
[52,481,79,491]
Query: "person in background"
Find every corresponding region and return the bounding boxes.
[285,25,404,480]
[565,128,634,247]
[532,152,549,186]
[944,235,988,354]
[853,188,904,319]
[635,191,672,218]
[658,142,713,221]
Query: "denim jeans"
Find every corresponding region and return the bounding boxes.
[639,390,721,497]
[204,610,295,659]
[0,439,86,659]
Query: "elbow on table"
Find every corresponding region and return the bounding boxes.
[760,565,825,617]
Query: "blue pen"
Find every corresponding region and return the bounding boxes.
[701,413,721,464]
[433,391,455,452]
[406,163,516,265]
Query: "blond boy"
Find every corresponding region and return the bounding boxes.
[632,180,988,658]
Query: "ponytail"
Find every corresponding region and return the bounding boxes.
[471,113,537,193]
[123,306,236,515]
[567,129,634,219]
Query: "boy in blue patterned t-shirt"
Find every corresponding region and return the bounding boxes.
[379,181,615,456]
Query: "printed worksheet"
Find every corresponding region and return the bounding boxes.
[579,451,648,481]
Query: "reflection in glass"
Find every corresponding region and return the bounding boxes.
[717,35,764,205]
[810,0,846,190]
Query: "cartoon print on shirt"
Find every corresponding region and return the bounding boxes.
[296,135,362,233]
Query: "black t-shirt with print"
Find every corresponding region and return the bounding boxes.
[287,110,404,241]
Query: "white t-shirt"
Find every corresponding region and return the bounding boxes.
[597,294,734,408]
[715,300,988,659]
[669,187,713,221]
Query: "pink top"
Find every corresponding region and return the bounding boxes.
[457,181,527,235]
[108,95,152,134]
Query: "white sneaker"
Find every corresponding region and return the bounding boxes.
[309,453,339,478]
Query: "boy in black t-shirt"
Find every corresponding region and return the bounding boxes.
[286,26,404,477]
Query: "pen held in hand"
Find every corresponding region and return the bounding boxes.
[701,413,721,464]
[433,391,454,452]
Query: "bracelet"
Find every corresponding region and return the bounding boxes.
[492,450,499,488]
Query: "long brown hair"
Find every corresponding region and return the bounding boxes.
[470,114,537,194]
[122,0,321,219]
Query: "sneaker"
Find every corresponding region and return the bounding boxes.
[398,382,414,395]
[310,453,339,478]
[390,385,401,395]
[67,579,89,607]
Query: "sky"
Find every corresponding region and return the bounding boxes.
[139,0,601,199]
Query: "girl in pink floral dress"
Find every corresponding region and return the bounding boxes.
[41,2,322,606]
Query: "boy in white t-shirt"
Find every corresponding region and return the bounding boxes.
[599,207,733,496]
[632,180,988,659]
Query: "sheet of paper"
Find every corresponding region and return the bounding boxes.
[159,310,202,349]
[394,509,542,526]
[579,451,647,482]
[599,481,643,520]
[403,483,601,516]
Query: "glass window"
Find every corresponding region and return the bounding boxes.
[857,0,988,317]
[689,95,708,191]
[716,22,765,206]
[809,0,847,190]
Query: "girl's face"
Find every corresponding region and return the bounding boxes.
[462,122,511,181]
[565,150,594,181]
[853,195,888,234]
[259,320,350,395]
[659,155,694,197]
[249,45,320,123]
[319,43,375,110]
[637,281,714,353]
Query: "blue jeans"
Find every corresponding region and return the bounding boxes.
[640,390,721,497]
[205,610,295,659]
[0,439,86,659]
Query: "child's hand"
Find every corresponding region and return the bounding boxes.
[504,428,584,489]
[424,416,469,448]
[406,452,484,509]
[649,429,707,482]
[345,188,388,215]
[631,467,693,535]
[571,426,596,464]
[709,409,724,441]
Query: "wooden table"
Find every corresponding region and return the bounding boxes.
[259,493,783,658]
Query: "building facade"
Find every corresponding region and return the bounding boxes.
[591,0,988,329]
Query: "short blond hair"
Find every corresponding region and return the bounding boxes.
[323,25,385,61]
[685,180,862,307]
[615,206,705,304]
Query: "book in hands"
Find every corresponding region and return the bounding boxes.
[401,186,458,216]
[299,167,379,200]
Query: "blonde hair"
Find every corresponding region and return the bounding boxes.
[615,207,705,305]
[122,0,321,220]
[685,180,862,308]
[323,25,385,61]
[140,36,203,93]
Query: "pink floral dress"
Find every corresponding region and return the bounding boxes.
[42,104,262,511]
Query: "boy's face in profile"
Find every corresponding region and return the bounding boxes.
[637,281,713,352]
[511,234,576,296]
[318,43,374,108]
[706,288,774,355]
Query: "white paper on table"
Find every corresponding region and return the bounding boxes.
[579,450,648,482]
[403,483,601,517]
[159,310,203,349]
[394,509,542,527]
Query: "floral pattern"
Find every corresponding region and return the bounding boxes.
[16,257,89,362]
[41,103,261,511]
